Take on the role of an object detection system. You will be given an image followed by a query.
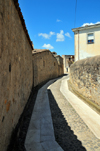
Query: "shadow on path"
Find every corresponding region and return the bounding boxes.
[48,89,86,151]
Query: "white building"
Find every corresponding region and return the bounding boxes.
[72,24,100,61]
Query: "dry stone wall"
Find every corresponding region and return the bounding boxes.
[0,0,33,150]
[70,56,100,108]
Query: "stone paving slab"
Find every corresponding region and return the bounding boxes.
[25,79,63,151]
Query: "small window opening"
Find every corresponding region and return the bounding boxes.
[54,62,55,66]
[87,33,94,44]
[9,63,11,72]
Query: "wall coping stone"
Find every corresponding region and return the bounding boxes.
[32,49,50,55]
[32,49,59,62]
[71,55,100,68]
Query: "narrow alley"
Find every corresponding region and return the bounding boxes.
[24,75,100,151]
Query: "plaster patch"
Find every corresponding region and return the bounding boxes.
[79,50,94,60]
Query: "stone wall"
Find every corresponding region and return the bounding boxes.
[0,0,33,150]
[70,56,100,109]
[32,50,60,87]
[55,55,64,76]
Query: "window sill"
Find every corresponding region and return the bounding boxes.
[87,42,94,44]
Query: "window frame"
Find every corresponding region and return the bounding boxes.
[87,32,94,44]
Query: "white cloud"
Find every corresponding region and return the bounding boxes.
[42,44,54,49]
[96,21,100,24]
[56,30,65,42]
[38,31,55,39]
[49,31,55,36]
[38,33,50,39]
[56,19,62,22]
[65,32,72,38]
[82,21,100,27]
[82,23,94,27]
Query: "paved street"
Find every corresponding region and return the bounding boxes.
[25,75,100,151]
[25,79,63,151]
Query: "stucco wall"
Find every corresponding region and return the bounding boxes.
[74,26,100,61]
[0,0,33,150]
[32,50,60,87]
[70,56,100,108]
[74,32,79,61]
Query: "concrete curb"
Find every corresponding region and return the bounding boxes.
[60,78,100,139]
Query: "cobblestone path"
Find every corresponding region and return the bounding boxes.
[48,75,100,151]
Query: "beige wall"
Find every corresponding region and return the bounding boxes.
[62,55,66,73]
[74,27,100,61]
[0,0,33,150]
[74,32,79,61]
[32,51,60,87]
[70,56,100,109]
[55,55,64,76]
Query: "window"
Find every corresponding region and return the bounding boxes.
[87,33,94,44]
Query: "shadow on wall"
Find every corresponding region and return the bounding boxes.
[7,84,38,151]
[48,89,86,151]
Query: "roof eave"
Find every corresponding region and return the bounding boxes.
[72,24,100,32]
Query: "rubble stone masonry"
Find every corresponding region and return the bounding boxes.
[32,50,63,87]
[0,0,33,150]
[70,56,100,110]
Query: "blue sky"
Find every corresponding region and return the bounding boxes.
[18,0,100,56]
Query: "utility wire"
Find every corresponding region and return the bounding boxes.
[74,0,77,28]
